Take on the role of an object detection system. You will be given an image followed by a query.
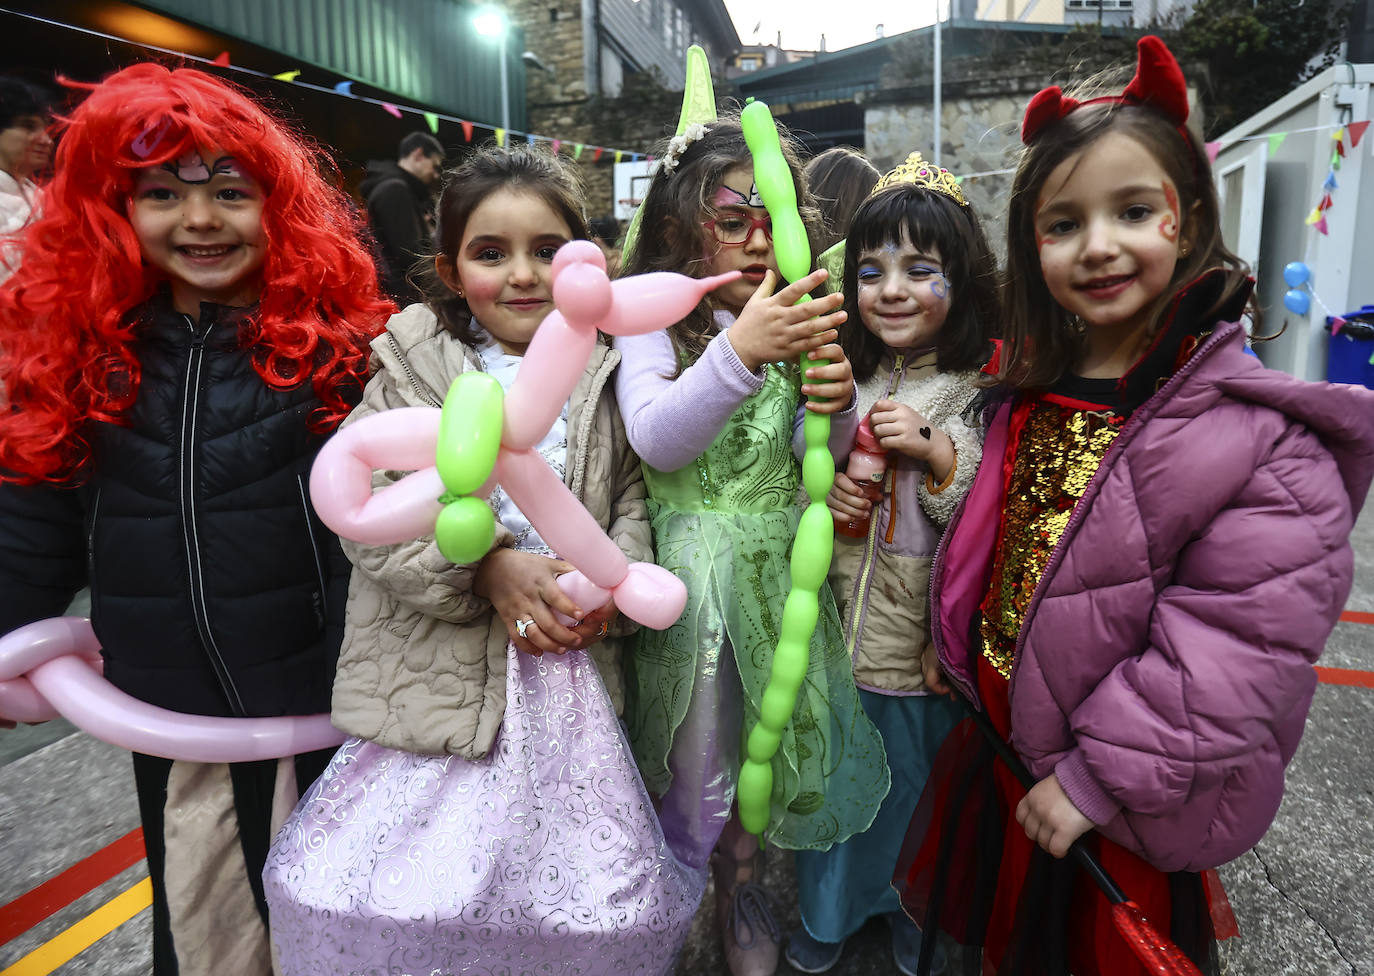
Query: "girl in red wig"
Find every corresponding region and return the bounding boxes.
[0,63,392,975]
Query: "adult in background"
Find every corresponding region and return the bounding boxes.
[361,131,444,305]
[0,76,53,281]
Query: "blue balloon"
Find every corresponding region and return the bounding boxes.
[1283,261,1310,288]
[1283,288,1311,316]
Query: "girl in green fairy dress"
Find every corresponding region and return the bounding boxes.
[614,117,890,976]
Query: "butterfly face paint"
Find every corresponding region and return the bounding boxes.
[702,163,779,314]
[163,152,245,185]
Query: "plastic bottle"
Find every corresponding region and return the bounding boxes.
[836,416,888,539]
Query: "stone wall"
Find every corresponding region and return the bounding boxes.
[862,75,1045,259]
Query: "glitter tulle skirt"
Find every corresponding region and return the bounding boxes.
[263,642,706,976]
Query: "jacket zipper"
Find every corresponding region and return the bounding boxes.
[180,312,247,717]
[845,353,905,667]
[386,331,444,408]
[297,474,328,608]
[86,487,102,589]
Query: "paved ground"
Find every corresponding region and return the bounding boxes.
[2,512,1372,976]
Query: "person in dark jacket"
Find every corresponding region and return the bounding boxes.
[360,131,444,305]
[0,64,391,975]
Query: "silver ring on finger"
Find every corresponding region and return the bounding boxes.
[515,618,536,639]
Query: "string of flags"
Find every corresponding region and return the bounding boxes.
[15,9,659,165]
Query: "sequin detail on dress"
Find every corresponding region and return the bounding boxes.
[980,401,1120,677]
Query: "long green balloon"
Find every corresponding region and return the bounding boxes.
[434,372,505,565]
[736,98,836,838]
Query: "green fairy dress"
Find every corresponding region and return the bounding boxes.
[626,362,889,857]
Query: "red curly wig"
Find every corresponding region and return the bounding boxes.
[0,63,394,483]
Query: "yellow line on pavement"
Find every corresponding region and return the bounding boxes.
[0,877,152,976]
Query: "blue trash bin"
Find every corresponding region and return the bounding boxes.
[1327,306,1374,387]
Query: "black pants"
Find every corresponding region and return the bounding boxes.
[131,749,335,976]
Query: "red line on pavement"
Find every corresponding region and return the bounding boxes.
[1339,610,1374,625]
[0,827,146,947]
[1316,666,1374,689]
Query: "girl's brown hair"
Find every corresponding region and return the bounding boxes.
[421,143,590,346]
[620,115,820,365]
[841,184,1000,382]
[805,146,881,253]
[1001,101,1255,390]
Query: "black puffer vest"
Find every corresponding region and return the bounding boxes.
[84,295,349,717]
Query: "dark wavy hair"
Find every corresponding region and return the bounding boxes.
[620,114,820,364]
[805,146,880,253]
[840,184,1000,382]
[1000,100,1255,390]
[0,63,393,483]
[421,143,590,347]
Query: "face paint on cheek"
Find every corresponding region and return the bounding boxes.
[1159,181,1180,243]
[929,274,951,301]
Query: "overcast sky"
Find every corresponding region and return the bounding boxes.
[722,0,940,53]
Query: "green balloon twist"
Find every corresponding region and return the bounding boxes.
[737,98,836,838]
[433,372,506,565]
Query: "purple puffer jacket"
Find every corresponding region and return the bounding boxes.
[932,320,1374,872]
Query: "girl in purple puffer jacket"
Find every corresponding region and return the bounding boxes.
[894,36,1374,976]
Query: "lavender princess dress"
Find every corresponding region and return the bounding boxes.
[263,337,705,976]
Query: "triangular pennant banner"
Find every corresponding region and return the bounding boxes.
[646,155,655,163]
[212,52,230,67]
[423,112,439,134]
[1333,127,1345,142]
[1324,172,1339,191]
[1306,207,1322,225]
[1205,140,1222,163]
[334,81,353,96]
[1336,140,1346,158]
[527,133,537,145]
[495,128,506,147]
[614,150,623,163]
[1316,215,1329,235]
[381,102,402,119]
[1348,120,1369,147]
[630,153,639,162]
[1267,132,1287,156]
[593,147,603,161]
[1320,193,1333,211]
[1332,317,1347,335]
[954,175,965,185]
[551,138,561,154]
[573,143,584,159]
[273,69,301,82]
[1333,150,1342,171]
[461,120,474,142]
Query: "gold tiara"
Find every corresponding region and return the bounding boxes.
[872,151,967,207]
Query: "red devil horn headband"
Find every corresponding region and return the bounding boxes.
[1021,36,1189,144]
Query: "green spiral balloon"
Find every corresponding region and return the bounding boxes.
[737,98,836,838]
[433,371,505,565]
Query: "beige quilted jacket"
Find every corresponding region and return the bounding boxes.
[330,304,651,757]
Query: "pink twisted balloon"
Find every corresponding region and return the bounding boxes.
[0,617,344,760]
[310,241,741,631]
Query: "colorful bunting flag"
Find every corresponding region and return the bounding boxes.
[614,150,623,163]
[551,138,561,154]
[1320,193,1333,211]
[1336,140,1346,158]
[212,52,230,67]
[495,128,506,147]
[1333,127,1345,142]
[1332,317,1347,336]
[461,120,474,142]
[1324,172,1338,192]
[333,81,353,96]
[574,144,584,159]
[381,102,402,118]
[1267,132,1287,156]
[593,147,603,162]
[1349,121,1369,148]
[527,133,536,145]
[1306,207,1322,225]
[423,112,439,134]
[1333,150,1342,171]
[1205,140,1222,163]
[273,70,301,82]
[1315,216,1329,235]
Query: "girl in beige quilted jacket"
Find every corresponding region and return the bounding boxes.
[263,145,705,976]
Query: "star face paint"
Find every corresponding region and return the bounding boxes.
[854,232,951,352]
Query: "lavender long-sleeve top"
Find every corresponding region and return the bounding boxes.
[614,309,857,473]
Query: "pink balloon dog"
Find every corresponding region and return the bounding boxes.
[0,616,344,760]
[310,241,740,629]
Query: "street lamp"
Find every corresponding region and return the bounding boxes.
[473,6,509,134]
